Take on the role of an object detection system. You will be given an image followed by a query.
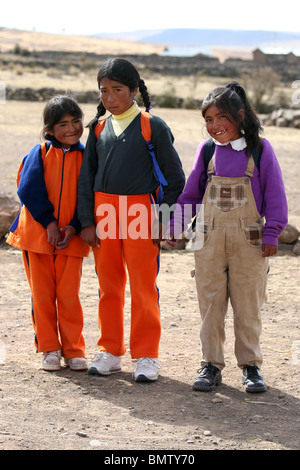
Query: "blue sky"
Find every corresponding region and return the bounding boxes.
[1,0,299,36]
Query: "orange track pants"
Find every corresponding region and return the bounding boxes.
[22,251,85,358]
[93,192,161,358]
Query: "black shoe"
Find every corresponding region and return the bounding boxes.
[242,365,267,393]
[192,363,222,391]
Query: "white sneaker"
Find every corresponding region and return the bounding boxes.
[88,351,121,376]
[42,350,62,371]
[133,357,160,382]
[64,357,88,371]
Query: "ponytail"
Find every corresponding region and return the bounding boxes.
[226,81,263,153]
[225,81,246,99]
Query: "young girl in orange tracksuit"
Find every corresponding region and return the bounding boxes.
[7,95,90,371]
[77,58,185,382]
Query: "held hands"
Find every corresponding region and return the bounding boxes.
[81,225,100,248]
[152,221,168,245]
[46,221,76,249]
[165,235,177,247]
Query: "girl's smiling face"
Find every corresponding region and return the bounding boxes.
[47,114,83,148]
[99,77,138,115]
[204,105,244,143]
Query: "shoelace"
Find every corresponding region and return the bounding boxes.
[45,350,61,358]
[134,357,159,370]
[93,352,111,362]
[244,366,260,380]
[43,351,61,363]
[197,363,218,378]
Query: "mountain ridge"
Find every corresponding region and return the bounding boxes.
[93,28,300,48]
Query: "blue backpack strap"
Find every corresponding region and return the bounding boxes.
[140,111,168,204]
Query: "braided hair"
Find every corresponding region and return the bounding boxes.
[201,81,263,156]
[88,58,152,128]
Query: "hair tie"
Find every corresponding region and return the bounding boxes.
[146,106,152,111]
[227,81,242,93]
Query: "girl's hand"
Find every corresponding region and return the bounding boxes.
[81,225,100,248]
[262,244,278,257]
[152,221,167,245]
[57,225,76,249]
[47,221,61,247]
[165,235,177,247]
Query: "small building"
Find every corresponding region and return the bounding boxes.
[253,48,300,66]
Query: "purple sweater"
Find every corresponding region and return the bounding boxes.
[170,138,288,246]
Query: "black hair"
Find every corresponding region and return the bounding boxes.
[201,81,263,156]
[88,58,151,128]
[42,94,83,139]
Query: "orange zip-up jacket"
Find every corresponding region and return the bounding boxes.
[7,139,90,258]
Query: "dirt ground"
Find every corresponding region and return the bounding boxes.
[0,103,299,451]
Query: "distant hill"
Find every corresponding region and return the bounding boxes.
[0,27,164,55]
[1,27,300,63]
[94,28,300,48]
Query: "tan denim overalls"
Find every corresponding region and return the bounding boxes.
[194,152,269,370]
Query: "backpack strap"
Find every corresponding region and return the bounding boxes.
[251,143,262,173]
[140,111,168,204]
[203,138,216,170]
[94,119,107,139]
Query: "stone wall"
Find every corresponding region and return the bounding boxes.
[261,109,300,128]
[2,49,300,81]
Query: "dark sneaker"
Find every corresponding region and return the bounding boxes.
[192,363,222,391]
[242,365,267,393]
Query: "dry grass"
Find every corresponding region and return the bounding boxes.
[0,66,229,102]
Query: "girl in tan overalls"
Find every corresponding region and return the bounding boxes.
[168,82,288,392]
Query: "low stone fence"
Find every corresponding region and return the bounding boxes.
[5,86,99,104]
[261,109,300,128]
